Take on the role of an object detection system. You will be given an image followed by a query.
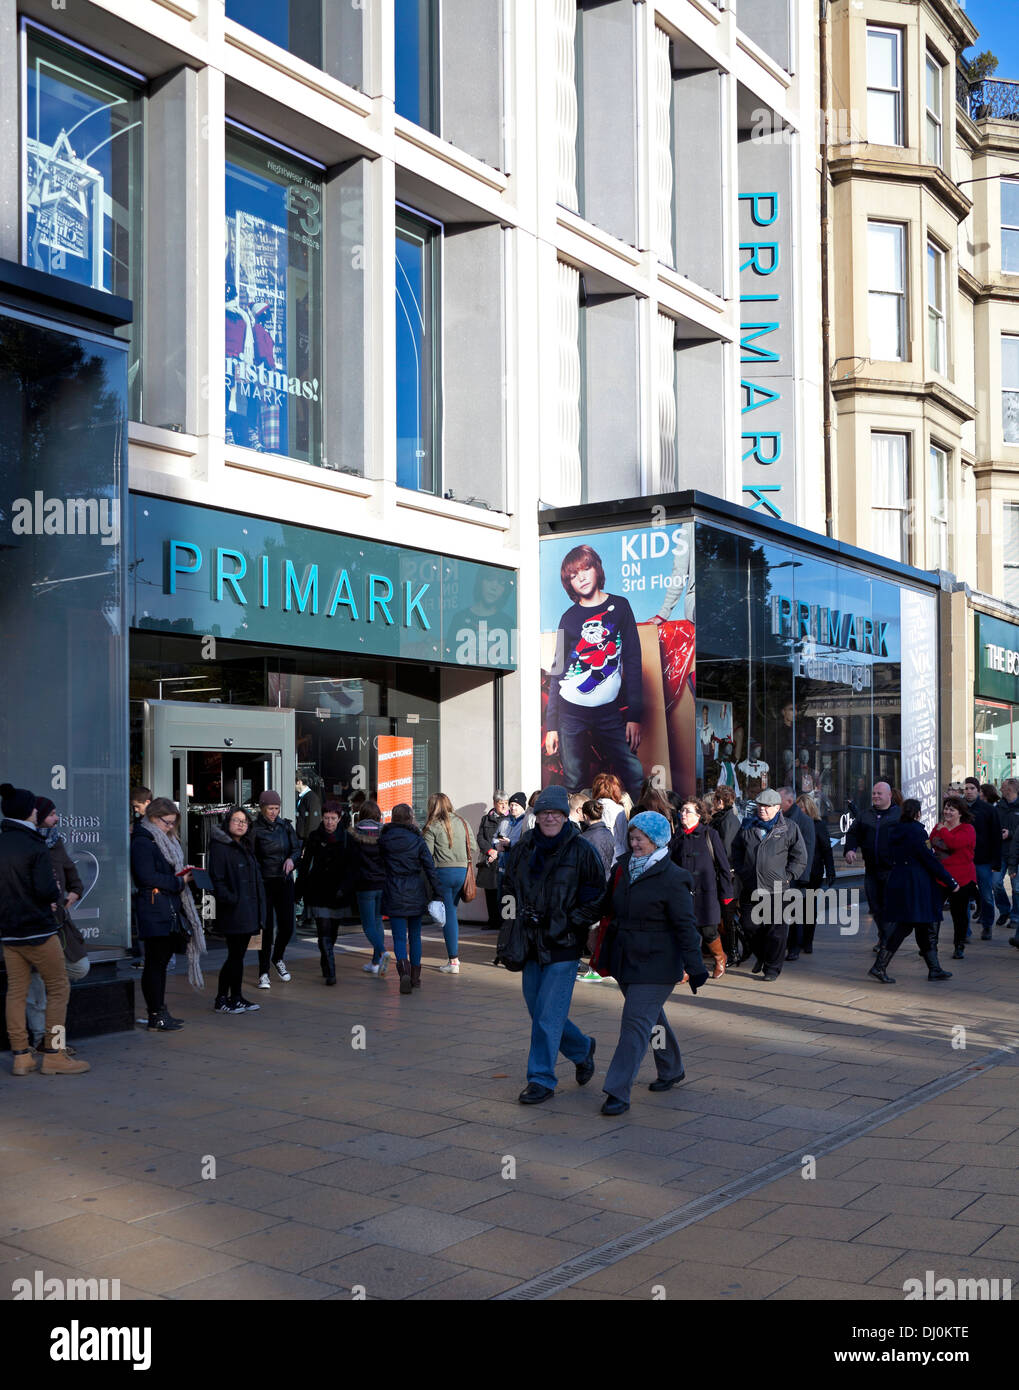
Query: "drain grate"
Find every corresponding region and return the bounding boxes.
[494,1044,1016,1300]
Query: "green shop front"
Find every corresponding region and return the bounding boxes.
[974,611,1019,785]
[128,496,516,868]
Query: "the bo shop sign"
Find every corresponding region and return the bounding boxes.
[976,612,1019,701]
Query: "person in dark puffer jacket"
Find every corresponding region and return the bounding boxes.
[208,807,265,1014]
[296,801,349,985]
[598,811,708,1115]
[347,801,389,976]
[499,785,605,1106]
[379,804,440,994]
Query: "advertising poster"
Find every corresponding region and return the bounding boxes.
[377,736,414,823]
[224,139,322,462]
[539,522,695,799]
[25,134,104,287]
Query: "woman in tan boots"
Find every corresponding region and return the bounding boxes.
[668,799,733,980]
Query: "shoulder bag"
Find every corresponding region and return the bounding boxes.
[457,816,478,902]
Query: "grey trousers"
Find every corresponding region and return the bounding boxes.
[603,982,683,1104]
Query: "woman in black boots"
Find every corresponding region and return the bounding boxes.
[208,807,265,1013]
[669,800,731,980]
[379,803,441,994]
[130,798,194,1031]
[296,801,349,985]
[869,800,958,984]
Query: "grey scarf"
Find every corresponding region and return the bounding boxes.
[146,820,206,990]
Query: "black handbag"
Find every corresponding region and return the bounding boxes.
[494,909,530,972]
[167,906,191,955]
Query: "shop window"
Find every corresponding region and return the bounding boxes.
[868,222,907,362]
[872,432,910,563]
[867,26,903,147]
[395,0,439,133]
[1004,335,1019,446]
[925,54,943,166]
[225,0,364,89]
[929,445,948,570]
[396,207,441,494]
[23,25,144,416]
[225,126,323,465]
[975,701,1014,787]
[1004,503,1019,605]
[1003,180,1019,276]
[927,241,946,375]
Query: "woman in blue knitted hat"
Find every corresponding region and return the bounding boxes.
[595,811,708,1116]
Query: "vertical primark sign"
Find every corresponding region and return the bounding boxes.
[738,117,797,520]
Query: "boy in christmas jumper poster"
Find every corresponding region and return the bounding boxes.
[544,544,645,799]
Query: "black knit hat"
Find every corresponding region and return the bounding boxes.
[34,796,57,823]
[1,783,36,820]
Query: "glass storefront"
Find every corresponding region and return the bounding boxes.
[23,25,143,415]
[974,611,1019,784]
[225,127,323,465]
[539,506,940,845]
[129,633,441,825]
[0,297,129,950]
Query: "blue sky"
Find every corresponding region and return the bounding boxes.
[964,0,1019,83]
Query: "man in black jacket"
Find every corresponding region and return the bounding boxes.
[964,777,1000,938]
[0,783,88,1075]
[501,785,605,1104]
[252,790,301,989]
[994,778,1019,930]
[844,782,901,945]
[731,789,808,981]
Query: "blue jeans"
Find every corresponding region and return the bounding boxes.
[520,957,592,1090]
[357,890,385,963]
[434,866,466,958]
[991,867,1019,924]
[974,863,995,930]
[389,915,422,967]
[557,701,644,801]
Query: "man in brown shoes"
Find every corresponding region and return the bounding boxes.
[0,783,89,1075]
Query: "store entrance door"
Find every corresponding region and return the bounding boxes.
[144,701,296,865]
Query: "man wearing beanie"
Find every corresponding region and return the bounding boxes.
[499,783,605,1104]
[24,798,88,1054]
[252,789,302,989]
[0,784,89,1075]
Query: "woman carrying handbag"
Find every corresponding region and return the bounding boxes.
[130,798,205,1031]
[423,793,476,976]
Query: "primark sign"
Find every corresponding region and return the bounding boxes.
[770,594,890,691]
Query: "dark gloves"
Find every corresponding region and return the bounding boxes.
[687,969,709,994]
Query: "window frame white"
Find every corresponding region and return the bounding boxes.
[927,240,947,375]
[867,25,903,147]
[871,431,910,564]
[928,443,949,570]
[868,221,908,363]
[1004,501,1019,605]
[1002,179,1019,276]
[1004,335,1019,447]
[925,53,943,166]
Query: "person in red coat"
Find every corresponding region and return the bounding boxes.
[929,796,977,959]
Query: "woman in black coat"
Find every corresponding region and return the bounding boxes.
[786,793,837,960]
[670,800,732,979]
[869,800,958,985]
[208,807,265,1013]
[296,801,349,985]
[597,812,709,1116]
[710,787,743,966]
[130,798,193,1031]
[379,804,440,995]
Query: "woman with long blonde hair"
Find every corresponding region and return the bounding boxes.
[423,792,475,975]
